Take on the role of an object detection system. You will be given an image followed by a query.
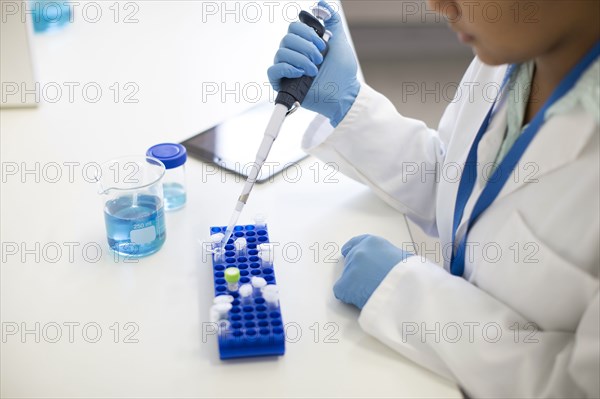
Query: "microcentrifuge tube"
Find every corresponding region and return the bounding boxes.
[224,267,241,292]
[210,233,225,244]
[262,284,279,296]
[239,283,253,304]
[251,276,267,295]
[213,302,232,315]
[257,245,274,264]
[253,213,267,228]
[263,290,279,309]
[212,247,225,262]
[209,308,220,323]
[234,237,247,252]
[257,243,271,252]
[210,302,232,322]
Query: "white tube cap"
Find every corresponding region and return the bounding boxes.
[251,276,267,289]
[213,295,234,304]
[239,283,253,298]
[209,232,225,243]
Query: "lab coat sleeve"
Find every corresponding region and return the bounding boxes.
[302,84,446,235]
[358,257,600,398]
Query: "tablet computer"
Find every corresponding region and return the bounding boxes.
[182,102,320,183]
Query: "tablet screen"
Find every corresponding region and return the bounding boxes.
[182,103,318,183]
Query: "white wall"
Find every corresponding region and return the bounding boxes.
[342,0,471,60]
[343,0,443,25]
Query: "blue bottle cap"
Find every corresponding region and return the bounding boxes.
[146,143,187,169]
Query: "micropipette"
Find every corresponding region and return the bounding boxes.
[220,5,333,246]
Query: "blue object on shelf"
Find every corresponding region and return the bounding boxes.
[209,224,286,360]
[31,1,71,33]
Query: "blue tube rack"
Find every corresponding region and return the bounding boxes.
[209,224,286,360]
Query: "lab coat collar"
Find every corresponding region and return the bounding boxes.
[496,105,597,202]
[453,103,596,275]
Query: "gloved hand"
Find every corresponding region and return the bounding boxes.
[267,0,360,127]
[334,235,414,309]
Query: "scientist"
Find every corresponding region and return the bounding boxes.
[268,0,599,397]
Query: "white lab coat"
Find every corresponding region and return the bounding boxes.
[302,58,600,398]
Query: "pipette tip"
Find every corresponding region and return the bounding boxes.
[221,228,234,248]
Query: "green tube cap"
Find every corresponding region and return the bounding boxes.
[224,267,241,283]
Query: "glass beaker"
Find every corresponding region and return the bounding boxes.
[95,156,167,258]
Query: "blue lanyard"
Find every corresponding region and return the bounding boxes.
[450,41,600,277]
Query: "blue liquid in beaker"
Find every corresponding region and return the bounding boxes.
[163,182,186,211]
[104,194,166,258]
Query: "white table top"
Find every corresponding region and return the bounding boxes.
[0,1,460,397]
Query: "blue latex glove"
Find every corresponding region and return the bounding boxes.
[267,0,360,127]
[334,235,414,309]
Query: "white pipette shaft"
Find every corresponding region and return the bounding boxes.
[221,104,289,245]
